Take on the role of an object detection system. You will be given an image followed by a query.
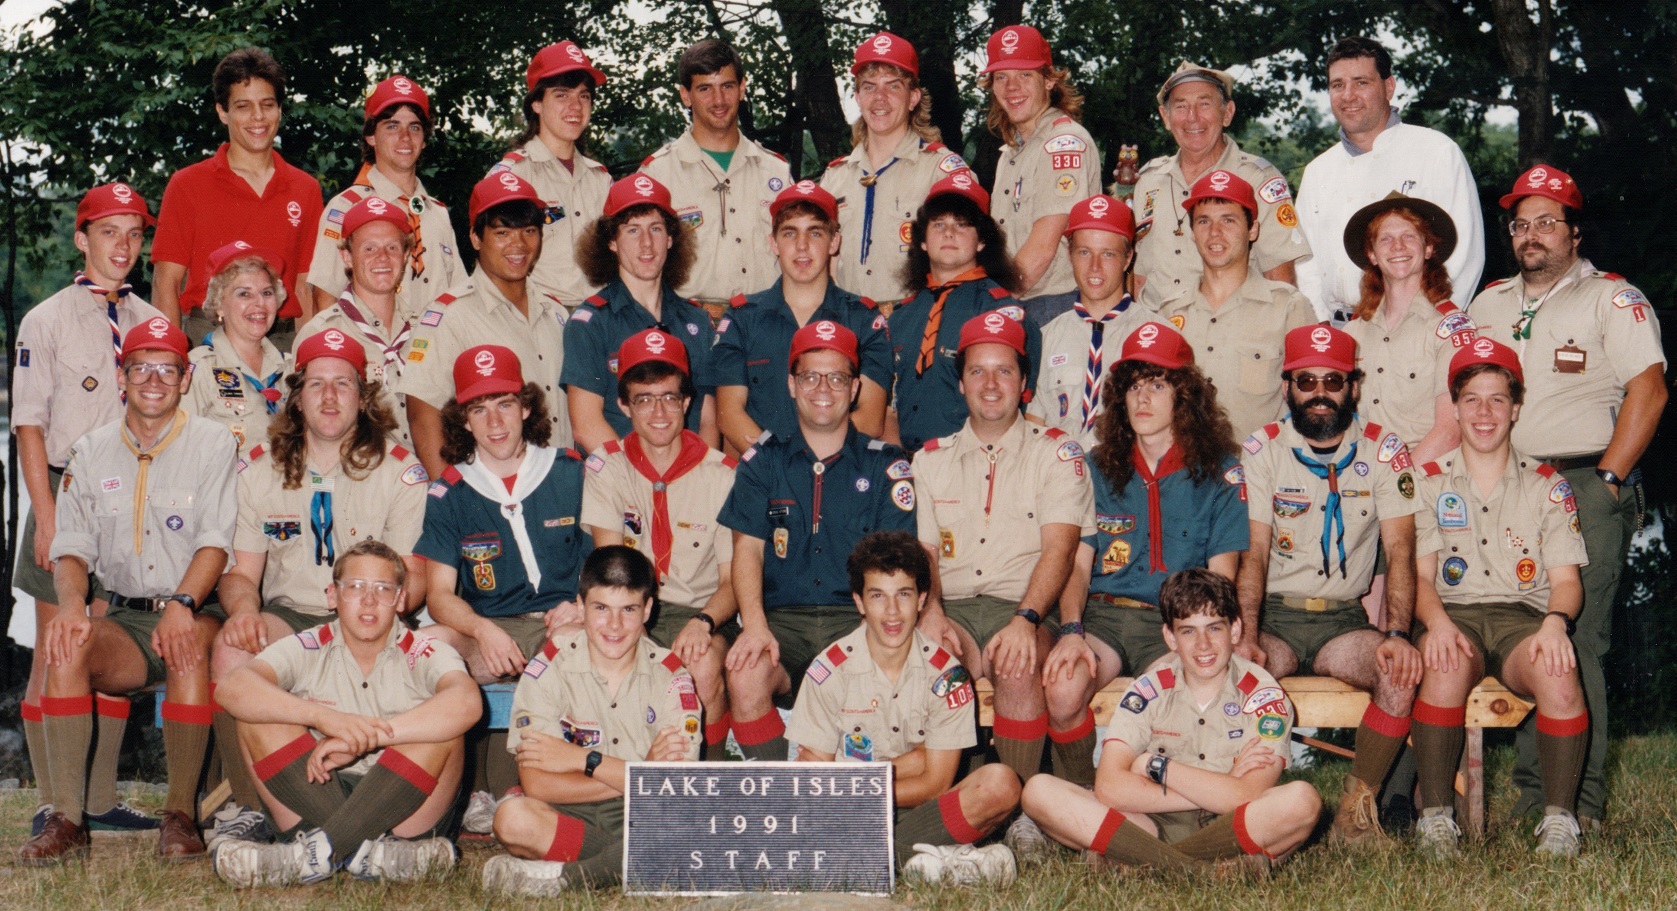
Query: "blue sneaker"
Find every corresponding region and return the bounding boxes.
[30,804,53,838]
[87,800,161,831]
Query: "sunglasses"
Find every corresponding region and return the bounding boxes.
[1291,372,1347,393]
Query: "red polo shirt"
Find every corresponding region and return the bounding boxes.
[152,144,323,318]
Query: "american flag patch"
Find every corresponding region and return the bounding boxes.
[420,309,444,327]
[327,208,345,224]
[1243,435,1264,454]
[805,660,832,685]
[297,630,320,650]
[524,657,548,679]
[586,454,605,473]
[428,481,449,498]
[571,308,592,323]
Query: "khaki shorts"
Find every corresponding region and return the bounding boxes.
[489,614,556,662]
[107,602,227,688]
[943,595,1057,650]
[766,607,862,705]
[1432,601,1545,681]
[550,797,624,849]
[1082,598,1170,674]
[263,602,333,634]
[1259,592,1374,671]
[646,602,738,651]
[13,467,108,605]
[1151,808,1221,845]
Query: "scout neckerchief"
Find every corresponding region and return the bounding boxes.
[77,271,131,402]
[353,162,426,279]
[1511,268,1581,348]
[456,445,560,591]
[119,409,189,554]
[1130,443,1185,573]
[916,266,988,376]
[335,294,412,375]
[622,430,710,580]
[212,332,283,415]
[855,145,905,265]
[1291,441,1358,578]
[307,466,337,566]
[1075,295,1131,433]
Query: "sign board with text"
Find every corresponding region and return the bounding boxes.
[623,761,894,895]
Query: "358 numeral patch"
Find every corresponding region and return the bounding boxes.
[1051,153,1083,170]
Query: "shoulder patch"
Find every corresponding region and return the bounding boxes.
[1612,288,1649,309]
[722,455,738,469]
[441,466,464,484]
[1056,439,1084,462]
[400,463,429,486]
[988,286,1011,300]
[730,293,749,309]
[1363,422,1387,442]
[1257,176,1292,204]
[602,439,623,456]
[929,647,951,670]
[1052,116,1074,126]
[1042,133,1087,154]
[1484,277,1512,290]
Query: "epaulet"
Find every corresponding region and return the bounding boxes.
[390,444,411,461]
[1237,671,1259,695]
[342,187,366,204]
[426,195,447,209]
[730,293,749,309]
[1251,154,1276,171]
[1155,667,1176,690]
[434,293,458,309]
[826,155,848,170]
[661,651,685,673]
[540,639,560,660]
[1484,277,1513,290]
[640,153,659,168]
[924,141,948,153]
[988,285,1010,300]
[1137,156,1170,174]
[824,643,848,667]
[1052,116,1074,126]
[397,629,432,656]
[1421,461,1444,478]
[501,149,528,164]
[602,439,623,455]
[1433,300,1463,316]
[1362,421,1386,441]
[317,624,335,646]
[442,466,463,484]
[722,455,738,469]
[900,295,915,307]
[686,297,708,311]
[1044,427,1067,440]
[1535,462,1558,479]
[1604,272,1627,281]
[583,294,608,308]
[859,296,878,310]
[765,148,788,163]
[589,160,610,173]
[929,647,952,669]
[922,436,947,452]
[560,448,583,461]
[866,438,888,451]
[1242,423,1280,455]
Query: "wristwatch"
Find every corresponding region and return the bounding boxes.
[1014,608,1042,626]
[1146,754,1170,793]
[583,750,604,778]
[691,613,718,634]
[1595,468,1624,487]
[1384,629,1410,640]
[158,593,198,614]
[1544,611,1577,637]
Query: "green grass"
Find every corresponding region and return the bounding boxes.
[4,735,1676,910]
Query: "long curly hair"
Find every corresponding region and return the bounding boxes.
[899,193,1023,295]
[981,65,1085,146]
[439,383,553,465]
[202,256,285,323]
[266,371,398,489]
[1091,359,1238,495]
[848,63,941,147]
[1353,207,1454,321]
[575,203,696,291]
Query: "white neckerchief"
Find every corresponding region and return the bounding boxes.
[455,444,558,589]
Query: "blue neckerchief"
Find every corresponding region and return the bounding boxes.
[1290,443,1358,578]
[310,488,335,566]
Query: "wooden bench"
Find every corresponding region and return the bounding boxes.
[976,676,1532,836]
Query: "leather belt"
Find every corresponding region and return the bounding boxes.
[108,593,167,613]
[1278,595,1361,613]
[1540,453,1605,472]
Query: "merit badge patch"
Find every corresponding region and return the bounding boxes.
[891,480,915,511]
[1258,714,1287,740]
[1101,539,1131,573]
[1437,492,1468,528]
[1442,556,1468,586]
[1120,691,1147,714]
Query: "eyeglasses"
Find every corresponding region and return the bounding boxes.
[1291,372,1347,393]
[794,371,855,391]
[629,392,684,411]
[1507,216,1568,237]
[123,363,185,386]
[336,579,401,605]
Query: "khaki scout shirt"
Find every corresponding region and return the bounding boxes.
[185,329,289,458]
[52,411,237,598]
[820,132,969,303]
[11,283,163,467]
[1147,270,1317,440]
[1240,415,1421,602]
[507,628,702,762]
[306,167,466,317]
[640,130,793,303]
[1132,138,1311,301]
[1103,653,1294,772]
[991,108,1103,300]
[402,276,572,446]
[580,435,736,611]
[233,439,428,616]
[1025,298,1148,448]
[912,417,1095,602]
[490,141,613,308]
[1344,297,1476,446]
[258,621,467,775]
[295,295,417,446]
[1468,258,1666,459]
[786,627,977,762]
[1414,448,1589,612]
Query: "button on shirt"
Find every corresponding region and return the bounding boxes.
[306,167,466,318]
[820,133,970,303]
[234,442,428,617]
[713,280,892,442]
[561,281,717,440]
[1414,449,1589,612]
[719,430,917,609]
[991,108,1103,299]
[1088,452,1248,606]
[786,627,977,762]
[1467,258,1665,459]
[912,419,1095,602]
[185,328,289,459]
[1103,653,1294,771]
[507,629,702,761]
[1025,296,1147,447]
[1344,297,1476,446]
[259,621,468,775]
[490,141,612,308]
[1241,416,1422,601]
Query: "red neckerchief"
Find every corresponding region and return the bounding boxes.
[916,265,988,376]
[1131,444,1186,573]
[623,431,710,578]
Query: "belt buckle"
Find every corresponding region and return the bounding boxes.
[1304,597,1328,613]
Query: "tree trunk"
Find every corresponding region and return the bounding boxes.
[1489,0,1554,166]
[768,0,849,171]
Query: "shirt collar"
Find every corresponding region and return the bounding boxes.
[1339,110,1403,157]
[951,415,1027,458]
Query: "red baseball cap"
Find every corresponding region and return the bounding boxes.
[1120,322,1193,369]
[852,31,918,77]
[927,170,989,211]
[771,180,838,222]
[982,24,1052,73]
[789,320,859,369]
[206,240,285,278]
[77,182,155,229]
[619,328,691,376]
[453,345,526,403]
[1448,336,1524,387]
[341,195,413,240]
[364,75,431,120]
[526,41,607,92]
[1282,324,1355,374]
[120,317,190,362]
[958,309,1028,356]
[1182,169,1257,221]
[1499,164,1583,211]
[293,328,369,376]
[1064,194,1135,240]
[603,173,676,219]
[469,170,544,224]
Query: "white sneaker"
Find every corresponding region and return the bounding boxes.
[482,854,569,896]
[1003,814,1052,865]
[901,843,1017,887]
[1534,809,1581,860]
[206,801,275,851]
[1414,809,1462,862]
[345,835,457,881]
[462,790,497,835]
[212,828,334,887]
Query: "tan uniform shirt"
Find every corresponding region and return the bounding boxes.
[1343,296,1475,446]
[786,627,977,762]
[1241,415,1421,601]
[1103,653,1295,771]
[52,411,237,598]
[258,620,467,775]
[402,276,573,447]
[306,167,466,317]
[820,132,969,303]
[507,628,702,762]
[1132,139,1310,301]
[1147,271,1317,440]
[1467,258,1665,458]
[490,141,612,308]
[295,295,417,446]
[640,130,792,303]
[912,418,1095,601]
[12,284,163,466]
[185,329,289,458]
[1025,299,1149,447]
[991,108,1103,299]
[580,436,736,610]
[233,440,428,616]
[1415,448,1588,612]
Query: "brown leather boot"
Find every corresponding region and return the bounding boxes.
[1330,775,1388,844]
[157,809,207,860]
[19,812,90,865]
